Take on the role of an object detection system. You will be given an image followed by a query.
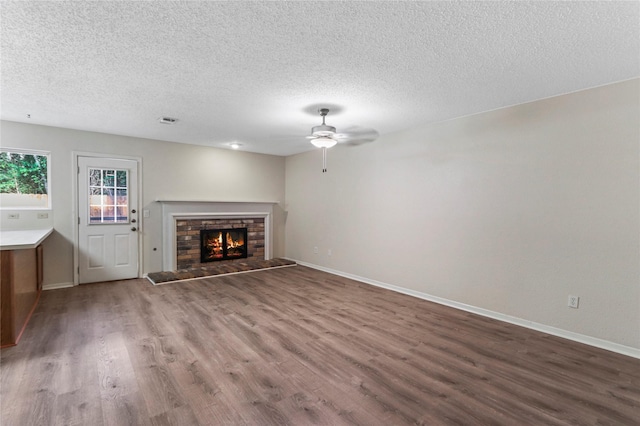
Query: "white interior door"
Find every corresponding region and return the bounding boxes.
[78,156,139,284]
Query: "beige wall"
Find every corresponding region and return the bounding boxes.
[2,79,637,353]
[285,79,640,350]
[0,122,286,286]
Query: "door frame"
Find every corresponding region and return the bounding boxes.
[72,151,143,285]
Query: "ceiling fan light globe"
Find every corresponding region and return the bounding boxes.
[310,137,337,149]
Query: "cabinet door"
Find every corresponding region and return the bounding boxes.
[1,251,16,346]
[1,249,39,347]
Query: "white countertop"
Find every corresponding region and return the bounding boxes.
[0,228,53,250]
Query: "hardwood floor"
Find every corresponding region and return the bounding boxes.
[1,266,639,425]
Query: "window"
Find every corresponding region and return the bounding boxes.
[88,168,129,224]
[0,149,51,209]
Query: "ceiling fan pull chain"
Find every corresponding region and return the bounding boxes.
[322,147,327,173]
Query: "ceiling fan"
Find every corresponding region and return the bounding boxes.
[307,108,378,172]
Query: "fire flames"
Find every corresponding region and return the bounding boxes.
[227,232,244,249]
[205,232,224,257]
[204,230,245,260]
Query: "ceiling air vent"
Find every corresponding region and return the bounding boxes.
[158,117,178,124]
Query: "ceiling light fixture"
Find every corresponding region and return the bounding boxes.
[310,136,337,149]
[158,117,178,124]
[230,142,242,150]
[308,108,339,173]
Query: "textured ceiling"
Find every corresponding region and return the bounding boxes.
[1,1,638,156]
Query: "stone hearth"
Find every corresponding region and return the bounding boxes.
[146,258,296,285]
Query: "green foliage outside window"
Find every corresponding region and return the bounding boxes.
[0,151,48,195]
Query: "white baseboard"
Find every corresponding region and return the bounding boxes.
[42,281,74,291]
[290,259,640,360]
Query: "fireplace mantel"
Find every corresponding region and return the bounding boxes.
[156,199,279,204]
[159,201,275,271]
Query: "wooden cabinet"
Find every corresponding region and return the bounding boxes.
[1,245,44,347]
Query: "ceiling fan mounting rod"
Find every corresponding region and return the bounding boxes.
[318,108,330,125]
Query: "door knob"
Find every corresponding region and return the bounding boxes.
[131,227,137,231]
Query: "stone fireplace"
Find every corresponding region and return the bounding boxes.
[176,218,263,269]
[160,201,275,272]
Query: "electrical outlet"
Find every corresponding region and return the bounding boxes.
[37,212,49,219]
[568,295,580,309]
[313,246,318,254]
[327,249,332,256]
[143,209,150,218]
[7,213,19,219]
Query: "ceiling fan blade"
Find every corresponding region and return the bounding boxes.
[334,126,379,146]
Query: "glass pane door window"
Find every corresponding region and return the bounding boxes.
[88,168,129,224]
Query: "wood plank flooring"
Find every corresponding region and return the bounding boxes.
[1,265,639,425]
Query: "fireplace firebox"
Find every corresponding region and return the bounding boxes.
[200,228,248,263]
